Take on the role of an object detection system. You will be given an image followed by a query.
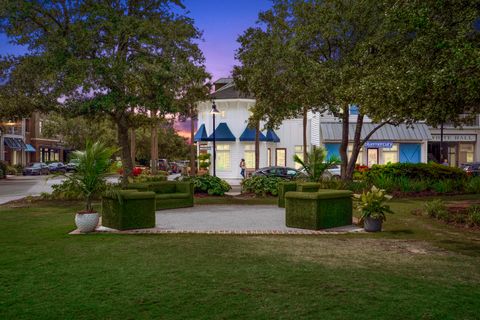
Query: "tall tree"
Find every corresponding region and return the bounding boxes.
[0,0,205,184]
[234,3,320,161]
[235,0,479,180]
[176,66,211,176]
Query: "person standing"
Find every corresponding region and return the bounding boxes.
[239,159,246,179]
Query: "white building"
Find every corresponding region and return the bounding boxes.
[195,79,433,183]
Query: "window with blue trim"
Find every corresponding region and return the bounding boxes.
[349,104,359,115]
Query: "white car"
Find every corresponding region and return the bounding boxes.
[324,165,341,180]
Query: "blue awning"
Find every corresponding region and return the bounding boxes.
[265,129,280,143]
[239,126,267,142]
[207,122,236,142]
[3,137,26,150]
[25,144,36,152]
[194,124,209,142]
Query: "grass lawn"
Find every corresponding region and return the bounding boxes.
[1,196,480,319]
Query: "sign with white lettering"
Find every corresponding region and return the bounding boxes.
[364,141,393,149]
[430,134,477,142]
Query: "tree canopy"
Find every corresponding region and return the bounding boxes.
[0,0,208,182]
[234,0,480,179]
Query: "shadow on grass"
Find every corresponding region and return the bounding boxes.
[435,240,480,257]
[384,229,415,235]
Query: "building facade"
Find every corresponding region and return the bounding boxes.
[28,112,68,163]
[0,119,36,165]
[427,115,480,167]
[195,79,433,182]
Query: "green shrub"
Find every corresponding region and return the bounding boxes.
[132,172,167,183]
[181,175,231,196]
[198,154,211,170]
[430,180,455,193]
[353,186,393,222]
[467,205,480,226]
[370,174,397,192]
[366,163,467,182]
[466,177,480,194]
[242,175,287,196]
[423,199,447,219]
[14,164,23,174]
[5,165,17,175]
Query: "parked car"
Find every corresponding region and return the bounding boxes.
[169,162,179,174]
[48,162,66,173]
[324,164,341,179]
[158,159,169,172]
[23,162,50,175]
[252,166,306,180]
[66,160,79,172]
[461,162,480,177]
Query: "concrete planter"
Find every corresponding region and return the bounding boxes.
[363,217,383,232]
[75,212,99,233]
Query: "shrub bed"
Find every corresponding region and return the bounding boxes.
[366,163,467,181]
[421,199,480,228]
[241,176,287,196]
[180,175,231,196]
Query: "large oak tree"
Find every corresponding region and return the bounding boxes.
[0,0,206,183]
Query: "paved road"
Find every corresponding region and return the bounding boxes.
[0,174,190,205]
[0,175,121,205]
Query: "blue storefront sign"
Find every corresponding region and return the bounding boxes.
[364,141,393,149]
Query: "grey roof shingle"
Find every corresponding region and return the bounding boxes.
[320,122,431,141]
[210,81,254,99]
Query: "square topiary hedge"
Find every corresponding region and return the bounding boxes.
[102,190,156,230]
[285,190,353,230]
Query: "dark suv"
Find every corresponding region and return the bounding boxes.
[252,166,306,180]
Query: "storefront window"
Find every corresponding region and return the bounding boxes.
[294,146,303,169]
[244,144,255,169]
[459,144,474,164]
[347,144,364,165]
[276,148,286,167]
[382,144,398,164]
[267,148,272,166]
[216,144,231,171]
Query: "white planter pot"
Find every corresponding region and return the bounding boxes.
[75,212,99,233]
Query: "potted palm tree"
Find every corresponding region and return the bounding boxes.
[293,147,340,182]
[69,141,117,233]
[354,186,393,232]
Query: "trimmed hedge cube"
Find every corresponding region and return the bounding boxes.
[126,181,194,210]
[285,190,353,230]
[278,182,297,208]
[102,190,156,230]
[278,182,323,208]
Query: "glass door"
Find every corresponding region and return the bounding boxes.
[367,148,379,167]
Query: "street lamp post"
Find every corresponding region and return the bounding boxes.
[211,101,220,177]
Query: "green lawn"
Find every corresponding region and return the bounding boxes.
[1,197,480,319]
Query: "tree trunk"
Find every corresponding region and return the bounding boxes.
[190,112,196,176]
[151,110,159,175]
[255,122,260,170]
[340,105,349,180]
[303,106,308,160]
[117,116,133,185]
[130,128,136,165]
[346,114,364,180]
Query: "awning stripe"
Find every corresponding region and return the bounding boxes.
[239,126,267,142]
[207,122,236,142]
